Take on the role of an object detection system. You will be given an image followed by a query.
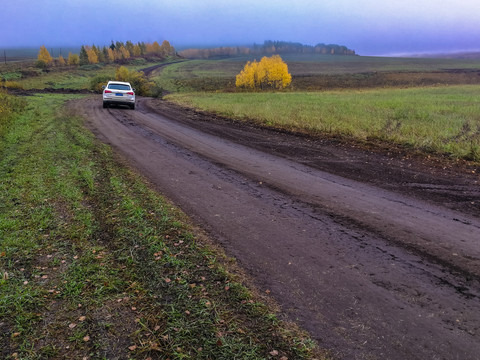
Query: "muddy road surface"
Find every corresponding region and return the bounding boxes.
[72,97,480,360]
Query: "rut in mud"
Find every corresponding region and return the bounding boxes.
[72,96,480,360]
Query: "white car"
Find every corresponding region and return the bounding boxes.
[102,81,135,110]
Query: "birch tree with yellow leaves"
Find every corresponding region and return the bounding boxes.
[236,55,291,91]
[57,54,66,66]
[85,46,99,64]
[67,52,79,66]
[37,45,53,66]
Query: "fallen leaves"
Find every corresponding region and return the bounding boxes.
[149,342,161,351]
[269,350,289,359]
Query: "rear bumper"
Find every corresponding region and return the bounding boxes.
[103,100,135,107]
[103,97,135,105]
[103,94,135,105]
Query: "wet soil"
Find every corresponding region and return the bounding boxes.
[72,96,480,360]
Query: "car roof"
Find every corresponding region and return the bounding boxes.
[107,81,131,85]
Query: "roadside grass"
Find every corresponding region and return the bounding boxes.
[166,85,480,161]
[0,94,321,359]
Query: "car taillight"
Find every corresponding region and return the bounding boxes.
[127,92,134,95]
[104,90,112,93]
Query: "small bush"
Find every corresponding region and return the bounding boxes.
[150,83,164,98]
[89,75,112,93]
[115,66,155,96]
[35,59,47,69]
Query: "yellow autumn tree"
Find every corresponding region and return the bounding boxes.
[259,55,292,89]
[132,44,142,57]
[160,40,175,56]
[235,60,260,89]
[85,46,99,64]
[119,46,130,60]
[113,49,123,61]
[57,54,66,66]
[37,45,53,65]
[236,55,291,91]
[145,41,162,54]
[67,52,79,66]
[107,48,116,62]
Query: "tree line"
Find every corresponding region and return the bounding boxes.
[179,40,356,59]
[36,40,176,68]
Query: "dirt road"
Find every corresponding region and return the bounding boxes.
[72,97,480,360]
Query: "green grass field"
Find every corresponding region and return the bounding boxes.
[0,92,319,359]
[166,85,480,160]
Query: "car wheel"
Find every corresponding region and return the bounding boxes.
[103,102,108,109]
[130,104,135,110]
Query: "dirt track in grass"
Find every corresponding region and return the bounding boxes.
[71,96,480,360]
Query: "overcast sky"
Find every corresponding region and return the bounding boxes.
[1,0,480,56]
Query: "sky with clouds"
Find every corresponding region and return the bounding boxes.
[1,0,480,56]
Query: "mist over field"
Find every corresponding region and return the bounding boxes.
[1,0,480,56]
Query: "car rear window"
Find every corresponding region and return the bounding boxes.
[108,84,131,91]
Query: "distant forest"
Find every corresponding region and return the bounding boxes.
[179,41,356,59]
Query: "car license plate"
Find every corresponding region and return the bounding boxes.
[115,93,123,96]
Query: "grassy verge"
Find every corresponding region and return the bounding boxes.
[0,94,320,359]
[165,86,480,161]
